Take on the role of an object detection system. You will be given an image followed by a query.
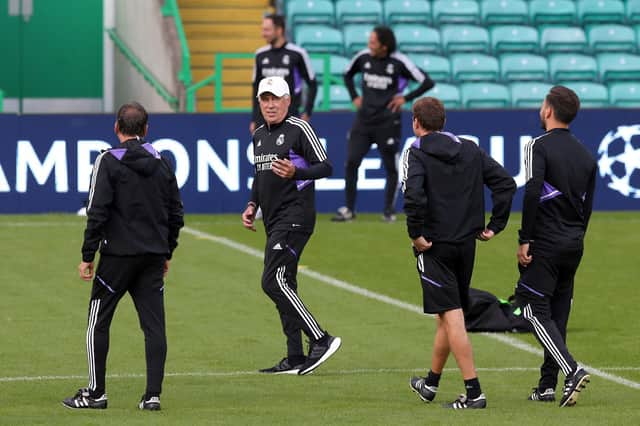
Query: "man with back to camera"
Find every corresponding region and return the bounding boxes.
[516,86,597,407]
[402,97,516,409]
[332,25,435,223]
[242,76,341,376]
[249,14,317,134]
[62,102,184,411]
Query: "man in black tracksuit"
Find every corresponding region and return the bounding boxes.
[403,97,516,409]
[242,76,341,376]
[63,102,184,411]
[515,86,596,407]
[332,25,435,222]
[249,14,317,134]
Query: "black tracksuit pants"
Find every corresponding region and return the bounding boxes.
[261,230,325,358]
[86,254,167,397]
[345,117,401,215]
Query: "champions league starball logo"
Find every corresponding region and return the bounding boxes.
[597,125,640,199]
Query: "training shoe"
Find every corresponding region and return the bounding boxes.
[331,207,355,222]
[559,368,590,407]
[298,335,342,375]
[528,387,556,402]
[258,357,305,375]
[139,395,161,411]
[62,388,107,409]
[443,393,487,409]
[382,213,397,223]
[409,376,437,402]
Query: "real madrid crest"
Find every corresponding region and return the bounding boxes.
[283,54,290,65]
[276,134,285,146]
[386,63,394,74]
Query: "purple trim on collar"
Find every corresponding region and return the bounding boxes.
[142,142,161,159]
[438,131,462,143]
[411,137,421,148]
[109,148,126,160]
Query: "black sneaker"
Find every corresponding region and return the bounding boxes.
[528,387,556,402]
[409,376,437,402]
[331,207,355,222]
[443,393,487,409]
[258,357,305,375]
[62,388,107,409]
[138,395,161,411]
[298,335,342,375]
[559,368,590,407]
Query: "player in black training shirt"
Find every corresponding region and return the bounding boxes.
[332,25,435,222]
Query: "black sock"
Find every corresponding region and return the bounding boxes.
[464,377,482,399]
[425,370,441,388]
[145,392,160,399]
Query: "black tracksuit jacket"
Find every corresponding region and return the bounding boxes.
[82,138,184,262]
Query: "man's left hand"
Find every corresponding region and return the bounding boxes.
[271,158,296,179]
[387,95,406,113]
[78,261,94,281]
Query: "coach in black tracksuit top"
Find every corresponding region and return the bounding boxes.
[515,86,596,407]
[242,76,341,376]
[63,102,183,411]
[333,25,434,222]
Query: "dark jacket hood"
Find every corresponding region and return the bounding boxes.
[419,131,463,163]
[113,138,161,177]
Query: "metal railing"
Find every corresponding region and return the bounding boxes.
[161,0,193,91]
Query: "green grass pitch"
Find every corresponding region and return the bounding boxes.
[0,212,638,425]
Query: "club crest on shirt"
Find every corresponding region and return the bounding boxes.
[262,57,269,65]
[386,63,394,74]
[364,61,371,69]
[276,134,285,146]
[282,54,290,65]
[257,139,262,147]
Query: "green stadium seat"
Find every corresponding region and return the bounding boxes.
[441,25,490,54]
[395,24,441,53]
[310,54,349,82]
[315,84,354,110]
[540,27,587,54]
[427,83,462,108]
[490,25,539,54]
[608,82,640,107]
[432,0,480,25]
[287,0,336,26]
[559,81,609,107]
[407,54,451,81]
[336,0,383,26]
[343,25,373,56]
[295,25,344,55]
[587,25,636,53]
[597,53,640,82]
[627,0,640,24]
[529,0,576,26]
[510,82,553,108]
[480,0,529,25]
[549,53,598,81]
[451,53,499,82]
[461,82,511,108]
[384,0,432,26]
[500,53,548,81]
[577,0,625,25]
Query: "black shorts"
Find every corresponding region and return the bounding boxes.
[414,239,476,314]
[516,247,583,298]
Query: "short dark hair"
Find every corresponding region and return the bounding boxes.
[264,14,285,32]
[412,97,446,131]
[546,85,580,124]
[116,102,148,137]
[373,25,396,54]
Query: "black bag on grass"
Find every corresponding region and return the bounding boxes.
[464,288,531,333]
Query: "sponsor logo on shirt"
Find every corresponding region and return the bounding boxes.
[262,67,290,78]
[363,72,393,90]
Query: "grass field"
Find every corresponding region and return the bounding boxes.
[0,212,639,425]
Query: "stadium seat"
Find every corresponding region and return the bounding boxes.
[500,53,548,81]
[451,53,499,82]
[510,82,553,108]
[441,25,490,54]
[577,0,625,25]
[407,53,451,81]
[540,27,587,54]
[529,0,576,26]
[480,0,529,25]
[461,82,511,108]
[432,0,480,25]
[336,0,383,26]
[608,82,640,107]
[395,24,441,54]
[558,81,609,107]
[427,83,462,108]
[310,54,350,82]
[384,0,432,26]
[627,0,640,24]
[548,54,598,81]
[287,0,336,26]
[343,25,373,56]
[490,25,539,54]
[587,25,636,53]
[597,53,640,82]
[295,25,344,55]
[315,84,354,110]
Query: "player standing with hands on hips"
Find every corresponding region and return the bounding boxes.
[242,76,341,376]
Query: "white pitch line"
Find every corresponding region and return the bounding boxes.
[183,226,640,391]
